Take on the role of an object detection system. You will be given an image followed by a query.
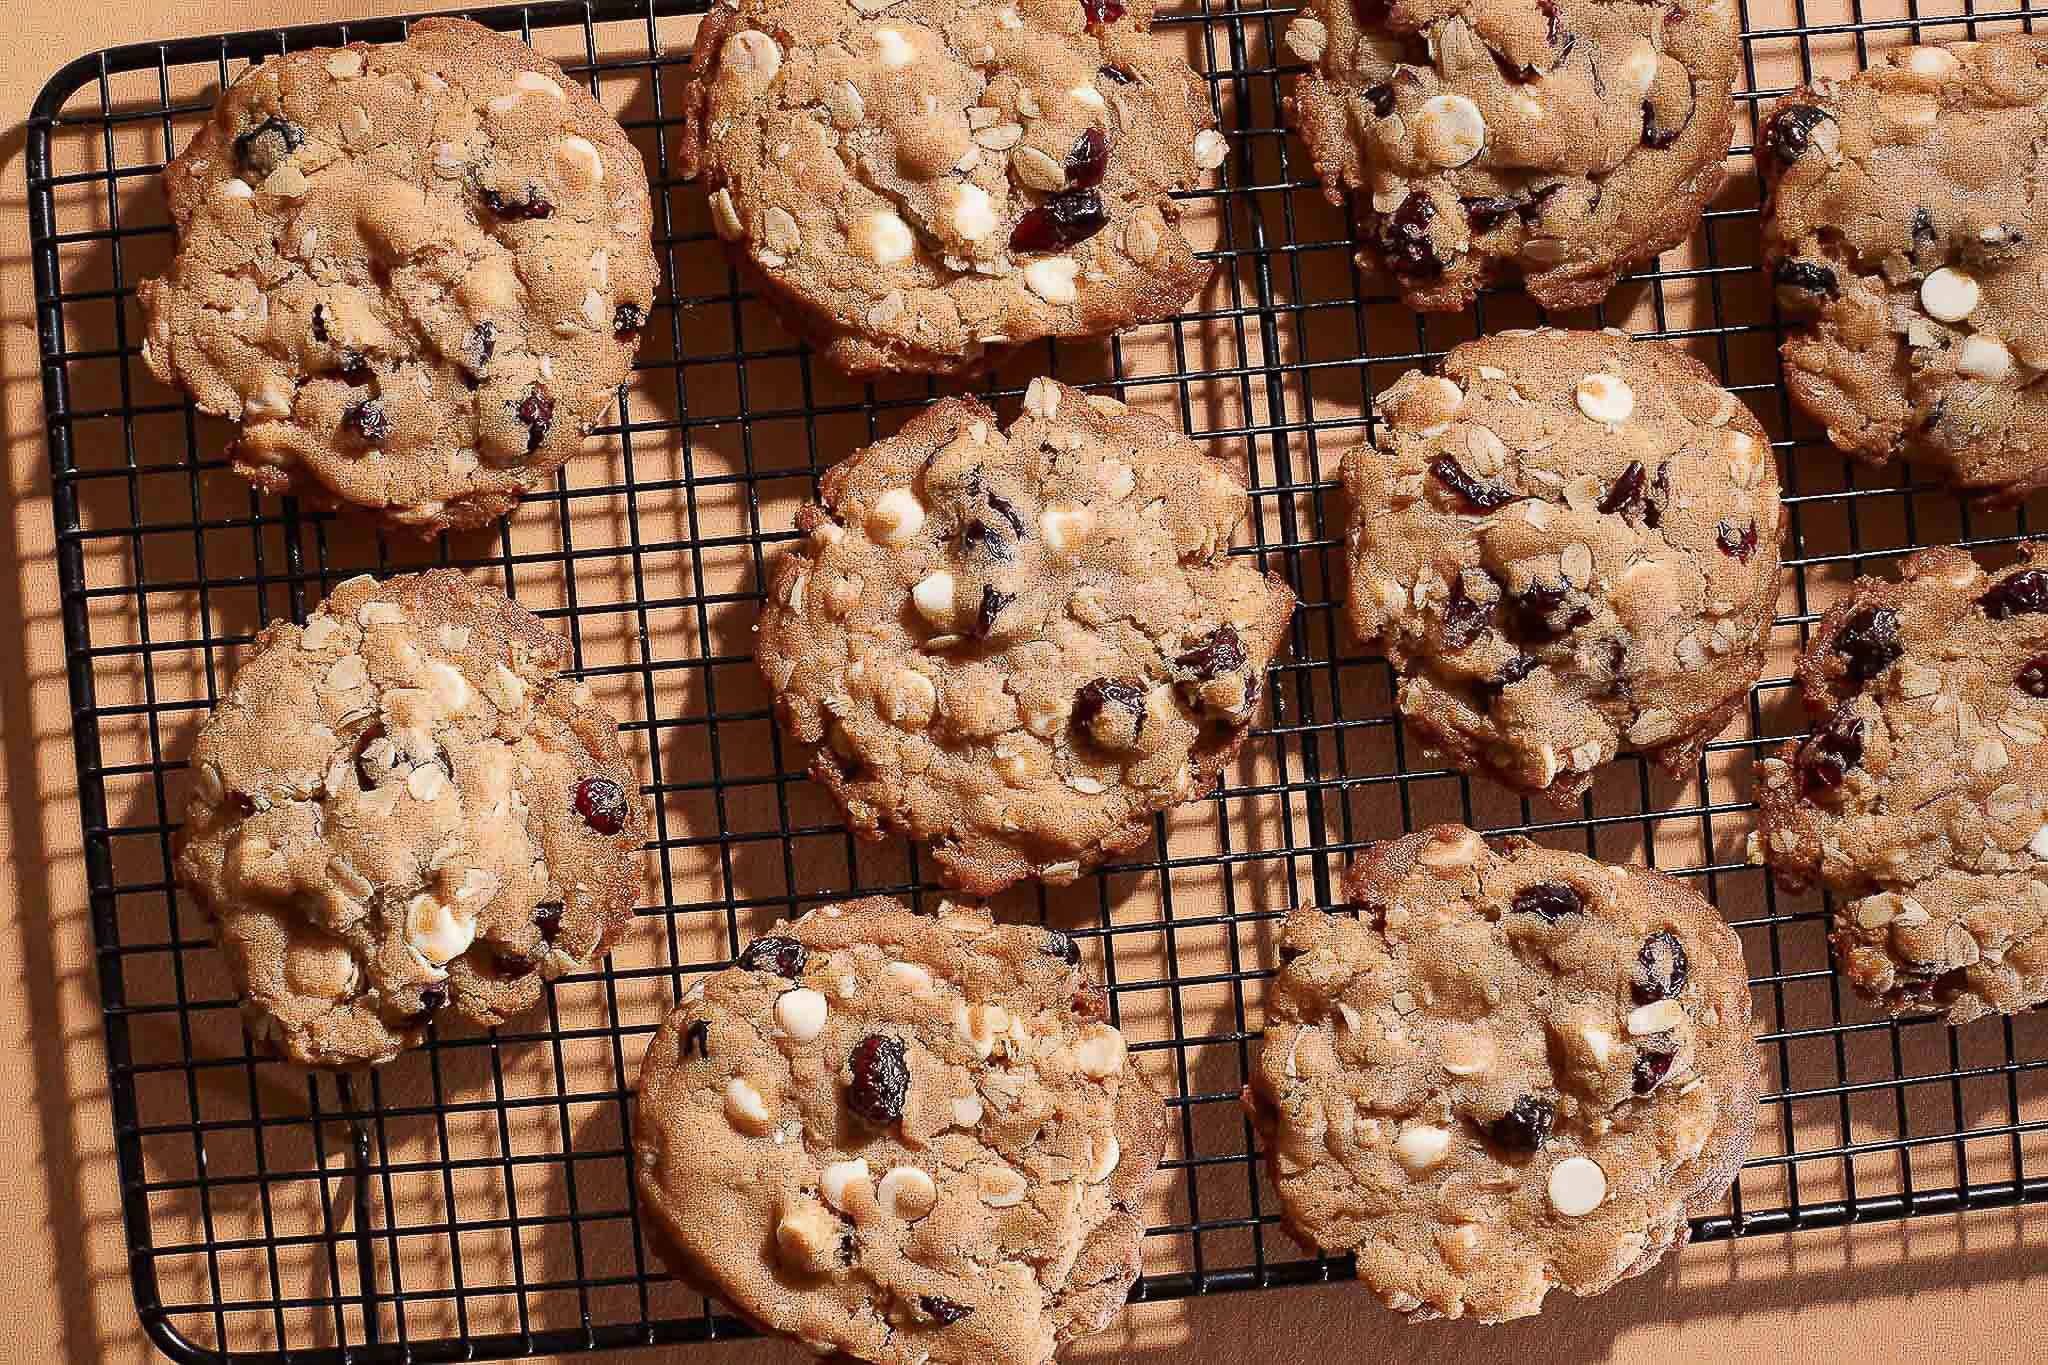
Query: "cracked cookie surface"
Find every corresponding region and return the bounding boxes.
[139,18,659,535]
[1342,329,1782,806]
[1755,545,2048,1023]
[1284,0,1739,311]
[633,897,1166,1365]
[680,0,1220,375]
[1245,826,1759,1323]
[758,378,1296,893]
[173,570,645,1066]
[1761,36,2048,500]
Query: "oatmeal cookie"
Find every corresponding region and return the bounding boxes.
[1755,544,2048,1023]
[1342,329,1782,806]
[173,570,645,1066]
[138,18,660,534]
[680,0,1221,375]
[1283,0,1740,311]
[1245,826,1760,1322]
[634,897,1166,1365]
[1761,36,2048,500]
[758,378,1296,893]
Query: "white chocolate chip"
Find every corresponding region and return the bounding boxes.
[1192,128,1229,170]
[557,134,604,185]
[876,1165,937,1219]
[326,49,365,79]
[871,28,914,68]
[1440,1030,1494,1076]
[977,1165,1026,1206]
[949,181,997,242]
[1618,39,1660,96]
[405,763,447,803]
[775,987,829,1042]
[867,487,926,543]
[724,1077,776,1134]
[721,29,783,88]
[1415,93,1485,166]
[323,654,369,693]
[1074,1023,1126,1078]
[952,1094,985,1128]
[219,178,255,200]
[884,669,937,728]
[1580,1024,1616,1067]
[405,894,476,967]
[1022,375,1062,419]
[1070,84,1106,109]
[709,188,744,241]
[1627,998,1686,1036]
[1547,1156,1607,1216]
[1393,1124,1451,1173]
[300,616,342,651]
[514,70,566,101]
[887,961,934,994]
[1038,502,1093,555]
[911,570,957,626]
[1904,45,1961,78]
[820,1157,871,1211]
[1087,1132,1121,1182]
[262,164,308,199]
[1575,373,1636,424]
[1283,16,1329,61]
[774,1199,838,1272]
[2031,824,2048,860]
[1023,256,1080,305]
[1958,333,2012,382]
[1416,826,1481,873]
[487,662,526,713]
[1921,266,1980,322]
[854,210,914,266]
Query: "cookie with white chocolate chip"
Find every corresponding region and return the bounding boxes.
[138,18,660,535]
[758,377,1296,893]
[1760,36,2048,500]
[1342,329,1783,807]
[1283,0,1739,312]
[172,571,645,1067]
[1754,545,2048,1024]
[1244,826,1760,1323]
[633,896,1167,1365]
[680,0,1221,376]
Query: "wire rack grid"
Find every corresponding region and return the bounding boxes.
[25,0,2048,1360]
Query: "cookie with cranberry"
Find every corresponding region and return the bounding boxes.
[1283,0,1739,311]
[758,378,1296,893]
[634,897,1166,1365]
[1761,37,2048,500]
[138,18,659,535]
[680,0,1222,376]
[1754,545,2048,1023]
[1342,329,1783,807]
[172,571,644,1066]
[1244,826,1760,1323]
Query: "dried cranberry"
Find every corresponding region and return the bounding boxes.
[1641,99,1688,148]
[1833,606,1901,689]
[310,303,330,343]
[920,1296,974,1326]
[1363,82,1396,118]
[1440,570,1496,651]
[338,350,374,386]
[1472,653,1536,708]
[1065,127,1109,189]
[1080,0,1125,24]
[1716,518,1758,563]
[573,775,629,834]
[845,1033,910,1123]
[1646,462,1670,529]
[463,321,496,376]
[1073,677,1148,748]
[1489,48,1543,83]
[682,1018,710,1058]
[415,984,449,1017]
[1009,190,1108,253]
[480,185,555,220]
[233,114,304,177]
[1632,1048,1676,1095]
[1377,192,1443,278]
[983,486,1024,537]
[613,303,646,339]
[532,903,564,945]
[1634,930,1690,1004]
[1774,257,1839,302]
[1910,206,1940,259]
[342,399,391,444]
[1979,568,2048,620]
[1043,929,1082,965]
[515,386,556,455]
[1463,195,1520,232]
[1518,182,1565,224]
[1176,625,1247,682]
[1485,1095,1555,1151]
[1099,64,1138,85]
[973,584,1015,639]
[1598,460,1648,518]
[1509,581,1589,641]
[491,948,537,978]
[1428,455,1518,512]
[1511,881,1583,922]
[1763,103,1831,168]
[225,790,258,818]
[737,935,807,978]
[2017,656,2048,697]
[1799,710,1866,794]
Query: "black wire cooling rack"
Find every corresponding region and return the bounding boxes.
[27,0,2048,1360]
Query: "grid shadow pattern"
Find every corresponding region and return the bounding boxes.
[24,0,2048,1360]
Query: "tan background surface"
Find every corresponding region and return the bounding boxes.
[2,1,2044,1362]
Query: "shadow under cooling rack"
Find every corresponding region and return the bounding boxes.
[25,0,2048,1360]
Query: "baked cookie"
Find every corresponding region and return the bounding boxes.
[758,378,1296,893]
[1342,329,1782,806]
[634,897,1166,1365]
[1283,0,1739,311]
[138,18,660,535]
[1244,826,1760,1323]
[1760,36,2048,500]
[679,0,1221,376]
[173,571,645,1066]
[1754,545,2048,1023]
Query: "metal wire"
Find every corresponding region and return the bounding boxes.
[26,0,2048,1360]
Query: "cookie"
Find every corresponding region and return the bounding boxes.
[1341,329,1782,806]
[679,0,1220,376]
[1244,826,1760,1323]
[1283,0,1739,312]
[1760,37,2048,500]
[633,897,1166,1365]
[172,570,645,1066]
[138,18,660,535]
[758,378,1297,893]
[1754,545,2048,1023]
